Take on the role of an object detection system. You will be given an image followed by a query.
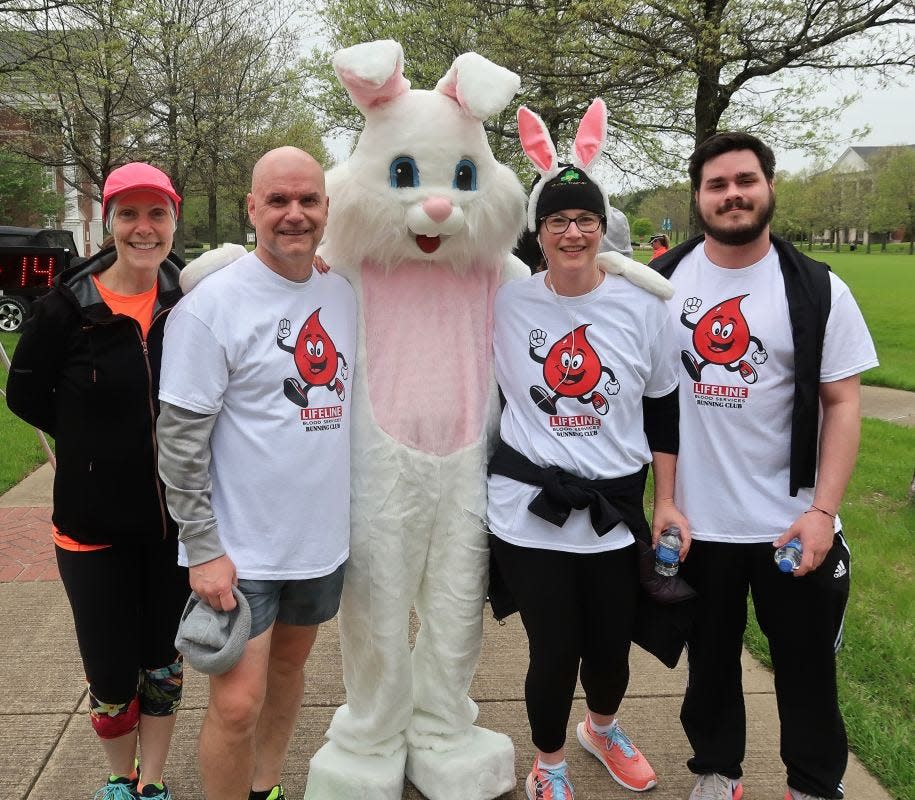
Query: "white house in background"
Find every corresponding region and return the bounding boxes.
[0,35,103,257]
[826,144,915,245]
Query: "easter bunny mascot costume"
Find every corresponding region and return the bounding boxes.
[302,41,527,800]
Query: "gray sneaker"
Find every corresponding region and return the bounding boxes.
[688,773,743,800]
[785,789,829,800]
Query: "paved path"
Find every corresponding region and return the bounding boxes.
[1,384,908,798]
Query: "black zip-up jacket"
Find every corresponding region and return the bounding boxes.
[6,248,183,545]
[651,234,831,496]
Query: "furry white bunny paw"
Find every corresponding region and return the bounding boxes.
[179,243,247,293]
[597,251,674,299]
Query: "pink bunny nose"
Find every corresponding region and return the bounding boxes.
[423,196,453,223]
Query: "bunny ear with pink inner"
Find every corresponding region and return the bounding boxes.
[435,52,520,120]
[517,106,557,174]
[332,40,411,114]
[572,98,608,172]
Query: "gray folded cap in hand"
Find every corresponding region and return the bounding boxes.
[174,586,251,675]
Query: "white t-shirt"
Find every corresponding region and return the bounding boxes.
[160,252,357,579]
[668,243,878,543]
[487,271,678,553]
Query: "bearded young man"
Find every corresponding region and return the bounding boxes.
[651,132,878,800]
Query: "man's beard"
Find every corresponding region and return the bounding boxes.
[698,189,775,246]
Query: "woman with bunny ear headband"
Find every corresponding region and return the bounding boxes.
[485,99,690,799]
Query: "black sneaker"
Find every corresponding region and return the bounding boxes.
[137,783,172,799]
[250,787,287,800]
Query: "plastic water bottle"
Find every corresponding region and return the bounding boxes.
[655,526,681,576]
[774,537,803,572]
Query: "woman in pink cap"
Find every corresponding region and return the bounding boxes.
[7,163,188,800]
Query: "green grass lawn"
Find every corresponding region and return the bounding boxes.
[744,418,915,800]
[819,251,915,392]
[0,332,51,495]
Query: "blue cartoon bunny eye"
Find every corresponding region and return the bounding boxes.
[390,157,419,188]
[453,159,477,191]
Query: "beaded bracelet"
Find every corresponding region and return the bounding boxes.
[806,504,836,520]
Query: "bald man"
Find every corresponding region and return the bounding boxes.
[157,147,356,800]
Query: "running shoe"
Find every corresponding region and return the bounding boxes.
[688,772,743,800]
[249,787,287,800]
[137,783,173,799]
[92,776,137,800]
[784,789,829,800]
[576,716,657,791]
[737,360,758,384]
[525,759,574,800]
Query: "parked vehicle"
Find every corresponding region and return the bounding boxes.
[0,226,78,332]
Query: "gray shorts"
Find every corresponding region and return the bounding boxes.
[237,562,346,639]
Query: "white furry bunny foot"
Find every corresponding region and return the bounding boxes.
[405,726,516,800]
[303,740,406,800]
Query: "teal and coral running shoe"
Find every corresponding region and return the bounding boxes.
[525,759,574,800]
[92,776,136,800]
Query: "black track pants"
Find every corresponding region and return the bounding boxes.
[679,536,850,799]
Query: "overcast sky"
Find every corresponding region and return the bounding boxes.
[774,70,915,175]
[311,26,914,180]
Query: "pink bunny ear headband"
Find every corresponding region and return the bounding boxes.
[517,98,612,232]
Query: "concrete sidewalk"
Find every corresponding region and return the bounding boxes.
[0,582,891,800]
[2,383,910,799]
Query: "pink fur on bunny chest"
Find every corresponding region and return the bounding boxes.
[361,259,499,456]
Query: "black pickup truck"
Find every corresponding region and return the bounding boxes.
[0,226,78,332]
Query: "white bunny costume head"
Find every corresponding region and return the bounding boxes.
[322,40,526,274]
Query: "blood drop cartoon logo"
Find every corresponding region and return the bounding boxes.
[679,295,767,384]
[276,308,349,429]
[527,324,620,422]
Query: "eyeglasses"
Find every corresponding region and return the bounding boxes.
[542,213,603,234]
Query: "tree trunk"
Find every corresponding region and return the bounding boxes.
[238,197,248,245]
[688,1,728,235]
[208,150,219,250]
[808,229,813,251]
[173,212,186,261]
[208,188,219,251]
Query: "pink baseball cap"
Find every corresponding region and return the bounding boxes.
[102,162,181,220]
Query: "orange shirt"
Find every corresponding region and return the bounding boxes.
[54,276,159,551]
[92,274,158,339]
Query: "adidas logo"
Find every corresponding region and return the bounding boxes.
[834,560,847,579]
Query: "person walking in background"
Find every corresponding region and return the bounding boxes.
[649,234,669,260]
[6,163,188,800]
[652,131,878,800]
[157,146,355,800]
